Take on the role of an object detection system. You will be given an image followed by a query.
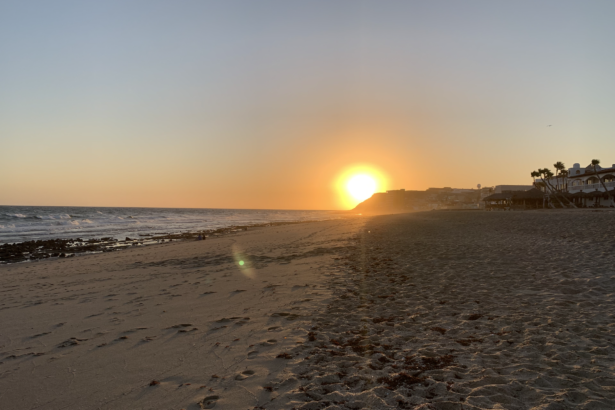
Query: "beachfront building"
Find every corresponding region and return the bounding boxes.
[494,185,534,194]
[535,162,615,207]
[567,163,615,190]
[567,163,615,207]
[483,188,545,210]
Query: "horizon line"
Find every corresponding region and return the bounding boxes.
[0,204,348,212]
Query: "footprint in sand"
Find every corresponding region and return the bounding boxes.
[215,317,242,323]
[267,326,280,332]
[167,323,192,329]
[200,395,220,409]
[58,337,88,348]
[235,370,255,380]
[247,351,259,358]
[260,339,277,346]
[122,327,149,334]
[271,312,299,320]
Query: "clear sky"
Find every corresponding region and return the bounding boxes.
[2,1,615,209]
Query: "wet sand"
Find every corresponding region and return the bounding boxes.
[0,220,325,264]
[1,211,615,409]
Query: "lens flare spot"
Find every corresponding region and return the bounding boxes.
[232,244,255,278]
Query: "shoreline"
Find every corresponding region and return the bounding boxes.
[0,206,347,252]
[0,218,347,264]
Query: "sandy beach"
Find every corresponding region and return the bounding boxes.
[2,211,615,410]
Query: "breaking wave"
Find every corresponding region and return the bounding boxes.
[0,206,341,244]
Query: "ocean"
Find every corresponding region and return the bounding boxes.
[0,206,342,244]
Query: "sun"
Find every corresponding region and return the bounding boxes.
[347,174,377,201]
[334,164,387,209]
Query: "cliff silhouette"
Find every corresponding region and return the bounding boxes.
[354,188,482,213]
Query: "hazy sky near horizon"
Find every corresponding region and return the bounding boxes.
[2,1,615,209]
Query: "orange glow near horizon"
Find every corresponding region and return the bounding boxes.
[335,164,388,209]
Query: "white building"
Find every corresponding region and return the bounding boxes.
[536,162,615,207]
[566,163,615,193]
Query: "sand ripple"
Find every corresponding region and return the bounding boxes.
[266,211,615,410]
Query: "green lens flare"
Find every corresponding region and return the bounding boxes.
[232,244,255,278]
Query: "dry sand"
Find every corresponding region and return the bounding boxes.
[2,211,615,410]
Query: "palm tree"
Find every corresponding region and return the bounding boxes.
[539,168,562,208]
[550,162,576,208]
[560,169,569,191]
[531,170,540,185]
[545,168,574,208]
[531,170,547,207]
[558,169,577,207]
[591,159,615,206]
[554,161,565,191]
[530,171,547,208]
[532,169,547,193]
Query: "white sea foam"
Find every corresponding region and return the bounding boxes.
[0,206,341,244]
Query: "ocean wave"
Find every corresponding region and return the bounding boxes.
[5,213,28,218]
[39,214,72,220]
[3,213,74,221]
[0,206,338,244]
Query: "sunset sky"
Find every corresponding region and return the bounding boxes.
[2,1,615,210]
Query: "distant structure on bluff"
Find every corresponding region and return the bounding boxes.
[354,187,490,213]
